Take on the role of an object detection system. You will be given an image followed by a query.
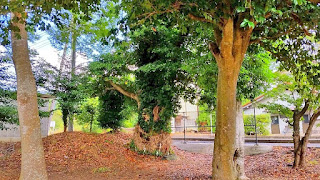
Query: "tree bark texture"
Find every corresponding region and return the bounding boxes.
[132,105,171,155]
[294,109,320,167]
[210,18,252,180]
[235,101,248,180]
[292,102,309,168]
[132,125,171,155]
[11,12,48,180]
[292,113,301,167]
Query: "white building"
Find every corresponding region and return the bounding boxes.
[171,98,199,132]
[243,95,320,135]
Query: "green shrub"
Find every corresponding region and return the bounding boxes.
[196,104,216,132]
[243,114,271,135]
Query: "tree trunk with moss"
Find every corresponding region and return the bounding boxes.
[108,82,171,155]
[132,106,171,155]
[132,125,171,155]
[11,12,48,180]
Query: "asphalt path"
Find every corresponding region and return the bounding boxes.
[174,140,320,147]
[172,140,320,155]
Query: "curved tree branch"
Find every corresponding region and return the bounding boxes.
[107,81,140,108]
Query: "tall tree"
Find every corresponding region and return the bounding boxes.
[1,1,100,178]
[90,24,194,154]
[118,1,320,178]
[11,11,48,179]
[186,46,273,178]
[262,36,320,168]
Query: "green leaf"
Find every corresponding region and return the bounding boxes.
[236,6,246,13]
[248,21,255,28]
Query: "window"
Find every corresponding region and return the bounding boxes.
[303,115,309,123]
[271,115,279,124]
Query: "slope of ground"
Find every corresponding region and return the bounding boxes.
[0,132,320,179]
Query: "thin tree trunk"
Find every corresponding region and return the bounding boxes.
[90,113,93,133]
[11,12,48,179]
[68,115,74,132]
[62,110,68,133]
[292,102,309,168]
[235,101,248,180]
[298,109,320,167]
[59,42,69,74]
[68,17,77,132]
[293,114,301,167]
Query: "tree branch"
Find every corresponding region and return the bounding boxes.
[291,12,311,36]
[107,81,140,108]
[297,101,309,118]
[304,108,320,140]
[208,42,220,59]
[188,13,215,24]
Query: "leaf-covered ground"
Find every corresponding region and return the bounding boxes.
[0,132,319,179]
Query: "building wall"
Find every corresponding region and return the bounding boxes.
[243,96,320,135]
[0,99,55,141]
[172,98,199,132]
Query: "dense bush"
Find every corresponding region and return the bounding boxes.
[196,104,216,132]
[244,114,271,135]
[98,91,125,130]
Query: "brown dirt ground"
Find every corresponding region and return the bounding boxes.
[0,132,320,180]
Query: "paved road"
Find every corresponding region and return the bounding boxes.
[172,140,320,155]
[176,140,320,147]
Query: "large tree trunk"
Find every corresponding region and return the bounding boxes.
[235,101,248,180]
[132,105,171,155]
[211,18,252,180]
[11,12,48,179]
[132,125,171,155]
[212,62,240,179]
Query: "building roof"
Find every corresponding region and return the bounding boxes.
[242,95,265,109]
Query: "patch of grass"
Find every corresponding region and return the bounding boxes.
[105,140,113,144]
[309,159,318,165]
[92,167,111,173]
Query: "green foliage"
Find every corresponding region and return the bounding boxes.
[98,91,125,130]
[196,104,216,132]
[77,97,100,132]
[133,25,192,134]
[243,114,271,135]
[237,49,274,101]
[120,99,138,128]
[0,105,18,130]
[0,0,101,45]
[90,23,195,135]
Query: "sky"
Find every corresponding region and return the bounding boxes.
[29,32,88,68]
